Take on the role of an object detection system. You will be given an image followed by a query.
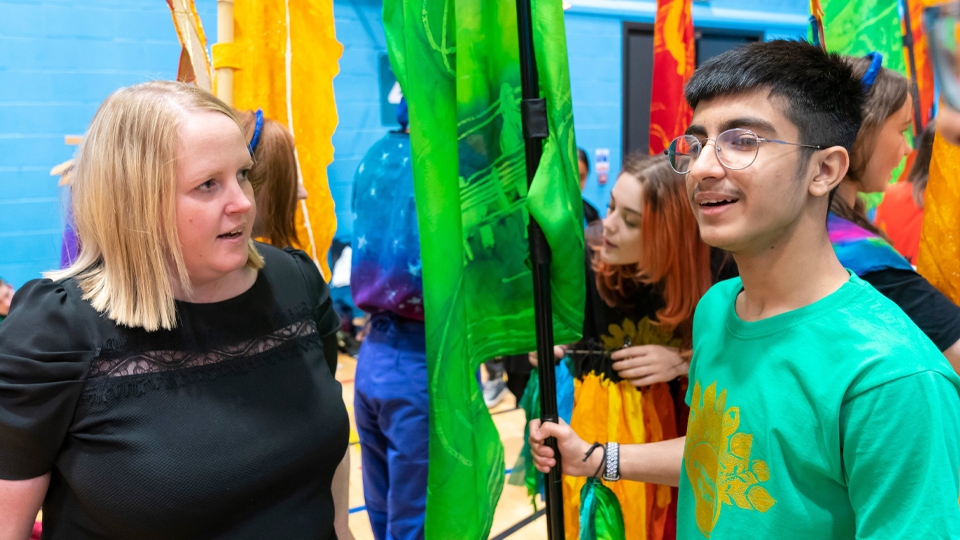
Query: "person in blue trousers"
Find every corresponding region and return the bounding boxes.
[351,99,429,540]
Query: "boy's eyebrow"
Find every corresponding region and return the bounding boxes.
[685,118,780,138]
[719,117,779,136]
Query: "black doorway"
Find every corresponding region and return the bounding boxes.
[622,24,763,157]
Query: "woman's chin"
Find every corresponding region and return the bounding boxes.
[599,248,614,264]
[599,249,634,267]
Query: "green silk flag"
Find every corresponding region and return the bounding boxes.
[383,0,585,536]
[822,0,905,72]
[821,0,910,207]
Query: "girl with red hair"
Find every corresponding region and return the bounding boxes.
[562,153,735,539]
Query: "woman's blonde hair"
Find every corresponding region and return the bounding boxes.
[47,81,264,331]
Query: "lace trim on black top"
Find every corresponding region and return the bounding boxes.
[88,319,317,379]
[79,319,321,406]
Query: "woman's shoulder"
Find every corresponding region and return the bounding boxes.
[0,277,103,362]
[257,243,322,283]
[255,242,330,307]
[8,277,100,322]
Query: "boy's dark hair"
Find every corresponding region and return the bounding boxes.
[685,40,865,155]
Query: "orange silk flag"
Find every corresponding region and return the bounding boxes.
[213,0,343,280]
[649,0,695,155]
[917,131,960,304]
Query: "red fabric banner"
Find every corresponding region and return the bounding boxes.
[906,0,935,126]
[649,0,695,155]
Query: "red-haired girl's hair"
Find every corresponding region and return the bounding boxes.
[593,153,713,343]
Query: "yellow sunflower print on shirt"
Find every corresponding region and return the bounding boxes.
[600,317,682,351]
[685,381,776,537]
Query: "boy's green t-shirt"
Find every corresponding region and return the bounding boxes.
[679,273,960,539]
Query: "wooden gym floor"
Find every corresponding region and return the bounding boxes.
[337,353,548,540]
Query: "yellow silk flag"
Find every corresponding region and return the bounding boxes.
[213,0,343,279]
[917,131,960,304]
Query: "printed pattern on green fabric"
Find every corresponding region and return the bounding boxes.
[821,0,910,207]
[822,0,905,73]
[383,0,585,536]
[679,275,960,538]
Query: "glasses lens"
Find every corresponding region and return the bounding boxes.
[667,135,699,173]
[716,129,760,170]
[927,3,960,110]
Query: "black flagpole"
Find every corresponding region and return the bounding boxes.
[515,0,565,538]
[900,0,925,133]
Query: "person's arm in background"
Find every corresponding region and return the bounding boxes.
[611,345,691,387]
[528,345,568,367]
[322,333,340,377]
[529,419,685,487]
[332,449,354,540]
[944,339,960,374]
[0,474,48,540]
[861,269,960,374]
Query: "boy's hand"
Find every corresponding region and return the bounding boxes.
[529,418,598,477]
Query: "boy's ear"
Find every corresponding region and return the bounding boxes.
[809,146,849,197]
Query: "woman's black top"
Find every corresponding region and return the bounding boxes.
[0,243,348,539]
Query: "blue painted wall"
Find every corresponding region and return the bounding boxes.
[329,0,390,241]
[0,0,216,287]
[1,0,807,287]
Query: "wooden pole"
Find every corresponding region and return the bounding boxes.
[216,0,235,105]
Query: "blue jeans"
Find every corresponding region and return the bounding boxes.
[354,314,428,540]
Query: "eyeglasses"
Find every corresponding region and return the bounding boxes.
[925,2,960,111]
[664,128,823,174]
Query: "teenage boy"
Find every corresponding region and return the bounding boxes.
[530,40,960,539]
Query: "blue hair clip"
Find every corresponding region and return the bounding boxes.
[862,52,883,91]
[249,108,264,155]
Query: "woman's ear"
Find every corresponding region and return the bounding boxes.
[809,146,849,197]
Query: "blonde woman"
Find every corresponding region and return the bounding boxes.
[0,81,348,539]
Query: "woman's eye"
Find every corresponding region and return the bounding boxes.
[197,179,215,191]
[239,168,251,182]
